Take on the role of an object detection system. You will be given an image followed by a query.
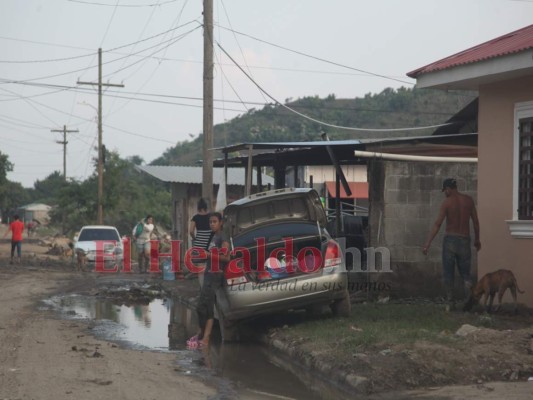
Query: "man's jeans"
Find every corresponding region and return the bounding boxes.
[442,235,473,302]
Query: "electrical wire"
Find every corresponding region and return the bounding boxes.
[217,42,453,133]
[68,0,179,7]
[0,21,200,85]
[214,23,415,86]
[0,79,462,116]
[103,25,201,77]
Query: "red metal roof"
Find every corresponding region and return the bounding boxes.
[325,181,369,199]
[407,24,533,78]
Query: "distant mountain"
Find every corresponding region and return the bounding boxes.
[151,87,477,165]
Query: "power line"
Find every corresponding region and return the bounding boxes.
[0,20,199,64]
[0,79,463,116]
[217,42,453,133]
[68,0,179,7]
[0,21,199,84]
[214,23,415,86]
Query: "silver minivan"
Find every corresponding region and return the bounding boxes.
[215,188,350,341]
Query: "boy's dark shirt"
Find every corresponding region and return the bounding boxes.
[205,231,229,274]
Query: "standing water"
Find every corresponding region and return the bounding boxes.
[43,293,334,400]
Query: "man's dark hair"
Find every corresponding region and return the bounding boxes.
[197,198,208,211]
[209,212,223,221]
[442,178,457,192]
[13,214,19,220]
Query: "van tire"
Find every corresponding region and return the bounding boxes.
[331,290,351,317]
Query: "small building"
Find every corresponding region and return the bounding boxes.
[16,203,52,225]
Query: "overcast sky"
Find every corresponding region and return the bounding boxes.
[1,0,532,188]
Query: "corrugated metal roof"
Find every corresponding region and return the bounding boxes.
[137,165,274,186]
[18,203,52,211]
[407,24,533,78]
[214,140,362,153]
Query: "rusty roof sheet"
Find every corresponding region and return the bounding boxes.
[407,24,533,78]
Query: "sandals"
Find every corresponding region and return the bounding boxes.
[186,335,207,350]
[186,334,199,349]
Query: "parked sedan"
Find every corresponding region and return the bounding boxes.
[74,225,124,268]
[215,188,350,341]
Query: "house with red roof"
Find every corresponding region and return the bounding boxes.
[408,24,533,307]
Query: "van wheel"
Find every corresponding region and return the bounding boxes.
[216,305,239,342]
[331,290,351,317]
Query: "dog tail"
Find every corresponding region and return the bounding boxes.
[513,276,525,293]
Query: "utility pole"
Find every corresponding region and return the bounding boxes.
[77,48,124,224]
[202,0,214,209]
[51,125,78,180]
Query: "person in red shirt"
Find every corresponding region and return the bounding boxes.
[3,214,25,264]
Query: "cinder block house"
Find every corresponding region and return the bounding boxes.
[408,24,533,306]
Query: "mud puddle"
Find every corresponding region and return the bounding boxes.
[43,292,330,399]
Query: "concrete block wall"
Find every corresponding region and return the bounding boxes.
[367,160,478,299]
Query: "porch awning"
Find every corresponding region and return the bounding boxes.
[325,181,368,199]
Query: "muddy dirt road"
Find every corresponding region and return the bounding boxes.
[0,267,214,400]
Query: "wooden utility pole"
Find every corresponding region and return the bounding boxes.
[202,0,214,209]
[51,125,79,180]
[77,48,124,224]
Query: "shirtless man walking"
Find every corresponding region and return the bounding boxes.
[422,178,481,311]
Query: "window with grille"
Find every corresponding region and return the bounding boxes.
[518,117,533,220]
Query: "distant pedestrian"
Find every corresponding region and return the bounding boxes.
[3,215,25,264]
[26,220,37,237]
[132,215,155,273]
[422,178,481,311]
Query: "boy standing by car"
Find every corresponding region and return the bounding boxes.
[187,212,230,348]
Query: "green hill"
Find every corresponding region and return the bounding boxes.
[152,87,477,165]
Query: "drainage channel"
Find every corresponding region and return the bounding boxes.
[43,292,327,400]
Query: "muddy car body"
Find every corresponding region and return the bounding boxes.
[215,188,350,341]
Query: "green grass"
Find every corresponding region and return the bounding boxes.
[283,304,464,353]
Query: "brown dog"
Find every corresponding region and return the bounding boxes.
[463,269,524,313]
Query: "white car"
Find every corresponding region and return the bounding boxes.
[74,225,124,267]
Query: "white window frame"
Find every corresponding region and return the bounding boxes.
[507,100,533,238]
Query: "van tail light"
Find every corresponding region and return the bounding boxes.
[323,241,342,268]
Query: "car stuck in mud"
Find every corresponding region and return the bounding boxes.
[214,188,351,341]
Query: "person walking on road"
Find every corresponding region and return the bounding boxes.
[3,214,25,264]
[422,178,481,311]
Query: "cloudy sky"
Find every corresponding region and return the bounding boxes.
[1,0,532,187]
